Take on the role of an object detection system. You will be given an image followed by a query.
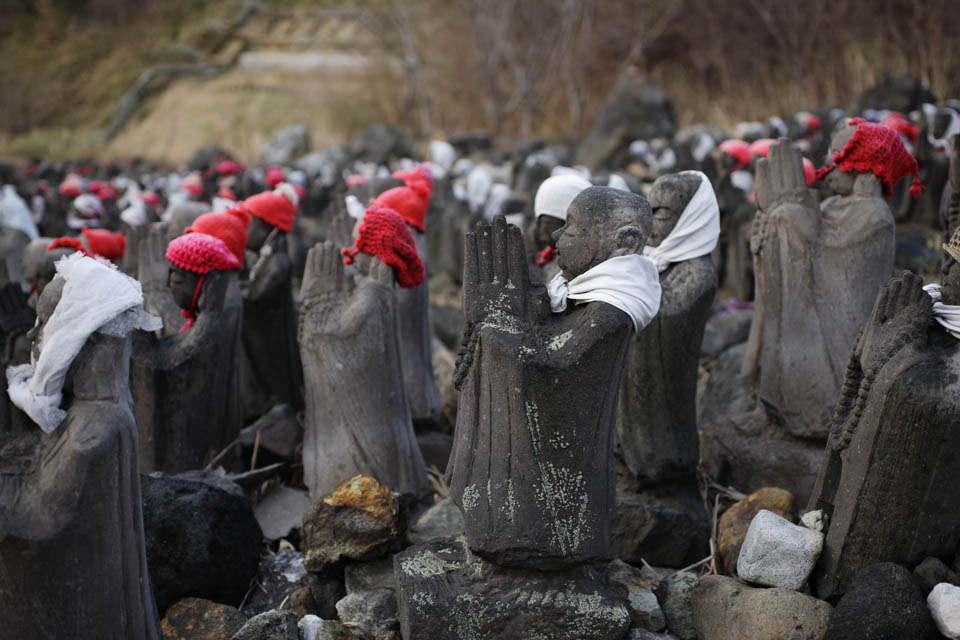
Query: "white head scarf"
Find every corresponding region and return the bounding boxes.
[547,254,662,331]
[923,283,960,339]
[534,175,592,222]
[607,174,630,192]
[6,253,161,433]
[643,170,720,272]
[0,185,40,240]
[429,140,456,172]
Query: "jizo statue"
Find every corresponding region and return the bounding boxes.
[529,174,593,284]
[448,188,661,569]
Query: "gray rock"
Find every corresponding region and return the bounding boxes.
[928,583,960,639]
[344,555,396,593]
[161,597,248,640]
[395,538,630,640]
[231,608,299,640]
[262,124,311,165]
[913,557,960,595]
[691,574,832,640]
[295,147,349,186]
[238,405,301,462]
[243,549,342,619]
[605,560,666,631]
[335,587,399,638]
[298,615,354,640]
[700,307,752,358]
[255,486,313,541]
[737,509,823,590]
[655,572,699,640]
[349,123,413,164]
[407,497,465,545]
[628,631,681,640]
[696,341,754,428]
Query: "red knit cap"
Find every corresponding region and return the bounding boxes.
[342,205,425,289]
[393,165,433,201]
[371,186,427,234]
[82,227,125,260]
[346,175,367,189]
[217,186,237,201]
[165,232,241,332]
[719,139,752,171]
[58,175,84,197]
[48,236,87,256]
[882,112,919,145]
[139,191,162,207]
[266,165,285,188]
[216,160,244,176]
[802,157,815,187]
[185,206,250,263]
[750,138,775,158]
[243,184,299,233]
[815,117,924,198]
[182,172,204,197]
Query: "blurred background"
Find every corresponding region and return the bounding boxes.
[2,0,959,165]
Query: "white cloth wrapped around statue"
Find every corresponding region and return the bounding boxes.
[923,283,960,339]
[534,174,593,221]
[6,253,161,433]
[547,254,662,331]
[642,170,721,272]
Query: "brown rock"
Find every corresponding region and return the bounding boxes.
[161,597,248,640]
[286,586,317,620]
[717,487,794,574]
[302,475,403,573]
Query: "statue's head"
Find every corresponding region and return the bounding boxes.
[535,215,565,249]
[933,107,957,140]
[942,228,960,305]
[647,172,702,248]
[825,120,859,197]
[246,216,273,251]
[166,202,208,241]
[168,265,203,311]
[24,242,72,299]
[553,186,652,281]
[534,174,592,250]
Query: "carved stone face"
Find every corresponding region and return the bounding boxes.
[933,109,953,139]
[167,265,202,310]
[535,215,564,249]
[553,187,652,281]
[246,216,273,251]
[826,123,857,197]
[647,173,701,248]
[29,276,65,360]
[942,252,960,305]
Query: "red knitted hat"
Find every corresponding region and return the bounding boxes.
[166,232,241,275]
[243,184,299,233]
[185,206,250,263]
[805,113,821,132]
[393,165,433,200]
[266,165,285,188]
[750,138,775,158]
[48,236,87,256]
[183,172,204,197]
[815,117,924,198]
[139,191,161,207]
[342,204,425,289]
[82,227,126,260]
[217,160,244,176]
[58,175,84,197]
[371,186,427,233]
[802,157,815,187]
[719,139,752,171]
[882,112,919,145]
[217,186,237,201]
[346,175,367,189]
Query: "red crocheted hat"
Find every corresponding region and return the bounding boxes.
[719,139,752,171]
[165,232,241,275]
[393,165,433,201]
[815,117,924,198]
[371,186,427,234]
[266,165,285,188]
[185,206,250,263]
[346,175,367,189]
[182,172,204,197]
[802,157,815,187]
[750,138,775,158]
[58,175,83,197]
[342,204,425,289]
[243,184,299,233]
[48,227,125,261]
[217,160,244,176]
[882,112,919,145]
[48,236,87,256]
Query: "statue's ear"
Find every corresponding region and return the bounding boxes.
[615,226,645,253]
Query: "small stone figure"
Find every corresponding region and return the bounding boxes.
[808,257,960,599]
[743,122,916,439]
[299,205,428,498]
[449,189,661,569]
[618,170,719,485]
[238,185,304,418]
[1,254,161,639]
[527,174,592,284]
[132,216,245,472]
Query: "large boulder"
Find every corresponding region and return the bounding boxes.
[142,471,263,614]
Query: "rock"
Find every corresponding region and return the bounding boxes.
[825,562,939,640]
[295,147,349,185]
[242,549,343,618]
[717,488,795,574]
[576,68,676,170]
[407,497,466,545]
[914,557,960,595]
[344,555,396,593]
[628,631,681,640]
[298,615,355,640]
[255,486,314,541]
[335,587,400,638]
[161,597,248,640]
[700,307,752,358]
[611,482,710,568]
[696,341,754,427]
[262,124,311,165]
[302,475,404,574]
[801,509,826,534]
[142,471,263,614]
[853,75,936,115]
[737,510,823,590]
[349,123,414,164]
[416,430,453,473]
[691,574,832,640]
[605,560,666,631]
[231,609,299,640]
[238,404,301,461]
[928,583,960,639]
[287,586,318,620]
[655,571,699,640]
[395,538,630,640]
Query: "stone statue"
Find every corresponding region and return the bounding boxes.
[743,123,903,440]
[617,171,718,486]
[298,205,428,498]
[0,255,161,639]
[527,174,592,285]
[21,238,72,307]
[448,188,661,569]
[238,187,304,419]
[0,283,34,433]
[941,134,960,263]
[808,264,960,599]
[132,225,244,472]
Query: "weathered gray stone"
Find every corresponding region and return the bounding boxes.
[605,560,666,631]
[298,615,355,640]
[344,555,396,593]
[700,307,752,358]
[737,509,823,590]
[262,124,311,165]
[407,497,465,545]
[691,574,832,640]
[394,538,630,640]
[913,557,960,595]
[230,609,299,640]
[335,587,399,638]
[255,486,313,541]
[655,572,699,640]
[928,583,960,640]
[242,549,341,619]
[696,341,755,427]
[716,488,795,575]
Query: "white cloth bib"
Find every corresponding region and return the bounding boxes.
[643,170,720,272]
[924,283,960,339]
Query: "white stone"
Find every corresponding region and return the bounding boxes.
[736,509,823,590]
[929,582,960,639]
[298,614,321,640]
[800,509,826,533]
